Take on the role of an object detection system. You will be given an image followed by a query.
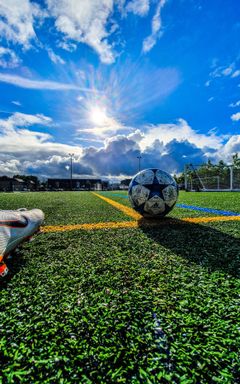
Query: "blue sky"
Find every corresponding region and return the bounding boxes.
[0,0,239,179]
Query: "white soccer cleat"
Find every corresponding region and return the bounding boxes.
[0,209,44,278]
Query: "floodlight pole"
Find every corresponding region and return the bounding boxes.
[137,155,142,172]
[230,165,233,191]
[184,164,188,191]
[69,153,74,190]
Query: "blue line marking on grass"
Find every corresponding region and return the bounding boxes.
[176,204,240,216]
[108,193,128,198]
[106,193,240,216]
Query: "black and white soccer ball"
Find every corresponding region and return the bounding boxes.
[128,168,178,217]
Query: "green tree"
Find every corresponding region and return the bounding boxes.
[232,153,240,168]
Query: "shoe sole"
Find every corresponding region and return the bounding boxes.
[0,226,41,278]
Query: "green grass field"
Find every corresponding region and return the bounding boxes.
[0,191,240,383]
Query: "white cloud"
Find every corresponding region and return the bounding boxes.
[206,61,240,88]
[0,1,120,65]
[140,118,223,151]
[77,111,124,138]
[219,135,240,162]
[81,126,240,176]
[126,0,150,16]
[0,0,45,48]
[81,130,206,176]
[25,155,92,178]
[0,113,54,172]
[11,100,21,106]
[0,73,96,91]
[221,66,233,76]
[57,41,77,52]
[0,159,20,175]
[0,1,170,65]
[231,112,240,121]
[46,0,116,64]
[47,48,65,65]
[229,100,240,108]
[0,46,21,68]
[0,112,52,133]
[208,97,214,102]
[231,70,240,78]
[0,112,83,176]
[142,0,167,53]
[76,95,84,102]
[211,64,235,78]
[0,112,239,177]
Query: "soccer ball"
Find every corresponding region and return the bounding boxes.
[128,168,178,218]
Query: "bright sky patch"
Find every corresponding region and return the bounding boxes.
[0,0,239,179]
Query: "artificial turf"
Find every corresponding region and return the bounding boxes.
[0,191,239,383]
[100,191,240,218]
[0,192,132,225]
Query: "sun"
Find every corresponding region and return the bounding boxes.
[90,106,108,126]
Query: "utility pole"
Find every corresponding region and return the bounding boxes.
[184,164,188,191]
[69,153,74,190]
[137,155,142,172]
[230,165,233,191]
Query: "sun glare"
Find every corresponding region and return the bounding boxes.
[90,106,108,126]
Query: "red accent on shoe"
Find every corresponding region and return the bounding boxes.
[0,263,8,277]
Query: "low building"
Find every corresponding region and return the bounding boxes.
[120,178,131,190]
[47,178,109,191]
[0,177,26,192]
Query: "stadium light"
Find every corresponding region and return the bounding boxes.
[137,155,142,172]
[69,153,74,190]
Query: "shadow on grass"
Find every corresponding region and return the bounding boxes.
[0,250,26,289]
[138,217,240,277]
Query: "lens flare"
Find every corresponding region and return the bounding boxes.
[90,106,108,126]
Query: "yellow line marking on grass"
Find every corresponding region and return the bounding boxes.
[92,192,142,220]
[42,215,240,233]
[93,193,240,224]
[184,215,240,223]
[42,221,138,232]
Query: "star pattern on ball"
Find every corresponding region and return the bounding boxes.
[128,168,179,218]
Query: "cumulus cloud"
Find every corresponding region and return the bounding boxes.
[219,135,240,162]
[0,0,170,64]
[1,112,52,131]
[142,0,167,53]
[0,159,20,175]
[46,0,116,64]
[80,126,240,177]
[231,112,240,121]
[140,119,223,151]
[126,0,150,16]
[0,0,118,64]
[80,131,208,176]
[26,155,93,179]
[0,46,21,68]
[0,0,45,48]
[81,133,142,175]
[0,112,239,178]
[0,112,83,176]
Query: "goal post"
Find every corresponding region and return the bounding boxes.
[184,163,240,192]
